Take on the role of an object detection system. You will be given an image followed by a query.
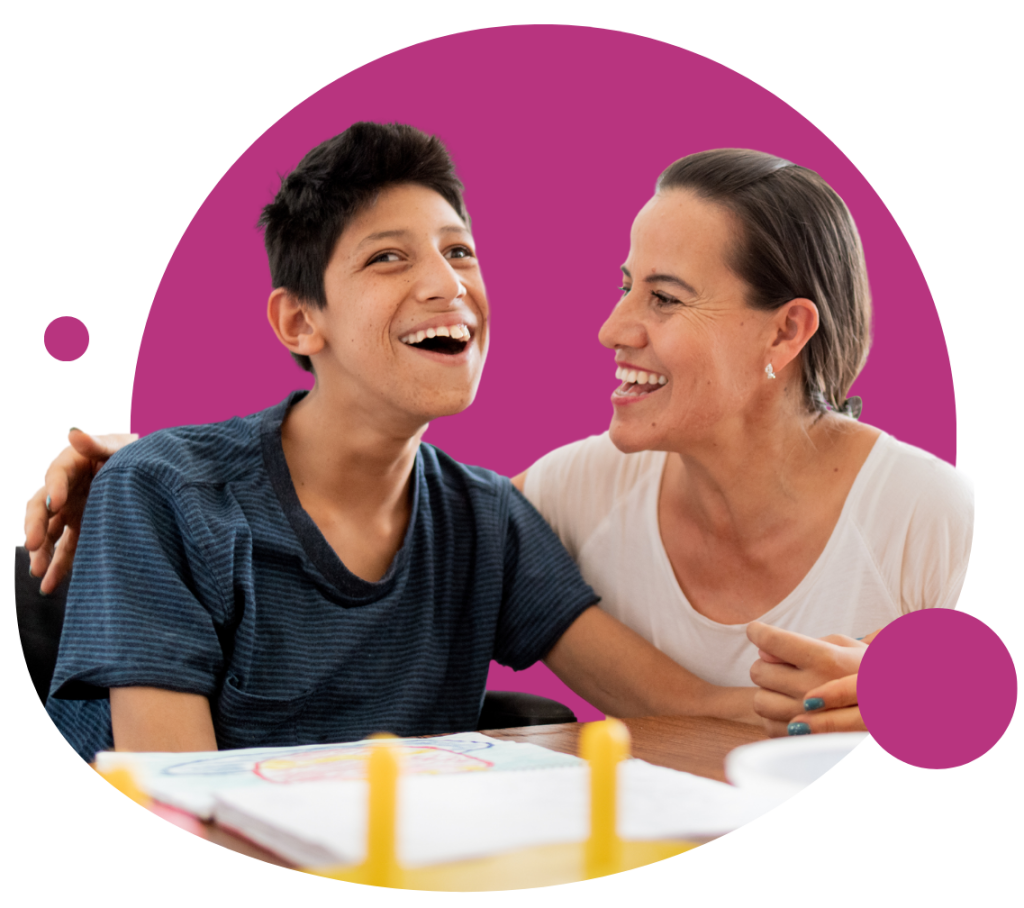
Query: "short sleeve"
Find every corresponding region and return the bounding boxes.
[50,463,228,701]
[835,436,975,618]
[898,455,974,613]
[522,434,623,561]
[491,487,599,671]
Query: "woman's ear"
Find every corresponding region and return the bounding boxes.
[267,289,325,359]
[768,298,819,370]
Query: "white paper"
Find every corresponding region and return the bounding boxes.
[213,759,786,868]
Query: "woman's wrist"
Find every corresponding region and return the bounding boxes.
[698,684,760,724]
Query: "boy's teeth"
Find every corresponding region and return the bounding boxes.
[614,366,668,386]
[400,324,471,345]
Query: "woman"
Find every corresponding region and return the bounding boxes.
[25,149,972,731]
[512,149,971,712]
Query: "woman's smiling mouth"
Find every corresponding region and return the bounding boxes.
[613,364,668,400]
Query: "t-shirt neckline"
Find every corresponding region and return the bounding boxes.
[260,390,421,603]
[648,432,890,630]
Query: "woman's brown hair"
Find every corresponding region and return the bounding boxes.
[657,149,871,417]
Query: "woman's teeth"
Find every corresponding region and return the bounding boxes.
[615,366,667,386]
[400,324,471,345]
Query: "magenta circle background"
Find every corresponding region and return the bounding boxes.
[44,316,90,361]
[131,26,957,721]
[859,610,1016,768]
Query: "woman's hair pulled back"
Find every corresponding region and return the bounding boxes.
[657,149,871,417]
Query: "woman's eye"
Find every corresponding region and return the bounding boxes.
[446,245,473,260]
[652,290,679,307]
[618,285,631,297]
[368,251,400,265]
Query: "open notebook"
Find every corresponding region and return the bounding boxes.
[97,732,787,868]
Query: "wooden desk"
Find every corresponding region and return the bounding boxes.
[197,716,768,868]
[486,716,767,784]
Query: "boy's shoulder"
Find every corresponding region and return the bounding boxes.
[418,442,513,500]
[103,407,268,491]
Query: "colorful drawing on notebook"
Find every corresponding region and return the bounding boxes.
[95,733,582,819]
[253,745,494,783]
[162,735,500,782]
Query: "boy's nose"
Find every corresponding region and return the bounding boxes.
[416,252,465,305]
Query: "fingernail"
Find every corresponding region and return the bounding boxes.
[788,722,811,736]
[45,495,52,513]
[804,697,825,711]
[70,427,81,432]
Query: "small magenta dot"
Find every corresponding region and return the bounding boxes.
[859,609,1017,769]
[44,316,90,362]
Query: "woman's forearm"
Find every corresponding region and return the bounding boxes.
[699,685,760,725]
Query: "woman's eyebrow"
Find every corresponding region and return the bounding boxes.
[620,266,697,296]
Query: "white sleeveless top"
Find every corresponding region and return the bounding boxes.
[523,432,973,687]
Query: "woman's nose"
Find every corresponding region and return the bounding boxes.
[599,293,646,350]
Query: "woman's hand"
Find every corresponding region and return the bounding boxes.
[747,621,867,736]
[23,428,138,593]
[784,673,866,735]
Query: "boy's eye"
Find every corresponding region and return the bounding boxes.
[445,245,473,260]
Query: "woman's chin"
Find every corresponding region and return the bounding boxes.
[608,418,661,455]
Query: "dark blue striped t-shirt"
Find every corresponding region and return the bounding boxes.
[47,391,598,761]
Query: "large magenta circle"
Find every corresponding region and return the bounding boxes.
[131,26,958,722]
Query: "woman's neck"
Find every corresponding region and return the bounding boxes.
[661,407,871,545]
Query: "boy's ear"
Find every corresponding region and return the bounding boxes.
[267,289,325,359]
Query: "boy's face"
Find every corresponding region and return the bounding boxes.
[309,183,489,428]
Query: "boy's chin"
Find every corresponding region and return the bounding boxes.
[434,391,478,419]
[413,386,479,422]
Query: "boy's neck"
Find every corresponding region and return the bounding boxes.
[278,384,426,581]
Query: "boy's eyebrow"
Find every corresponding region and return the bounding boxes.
[620,265,697,297]
[355,224,470,250]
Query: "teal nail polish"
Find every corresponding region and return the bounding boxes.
[70,427,81,432]
[45,495,52,513]
[804,697,825,711]
[788,721,811,736]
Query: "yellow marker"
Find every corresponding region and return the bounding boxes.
[96,765,151,808]
[581,717,630,879]
[305,721,698,890]
[364,733,401,887]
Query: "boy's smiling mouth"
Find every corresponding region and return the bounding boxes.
[400,323,473,355]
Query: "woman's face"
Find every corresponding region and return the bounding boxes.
[599,188,780,454]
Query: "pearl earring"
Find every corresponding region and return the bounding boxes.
[765,363,776,380]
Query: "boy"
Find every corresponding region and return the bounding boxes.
[42,122,713,761]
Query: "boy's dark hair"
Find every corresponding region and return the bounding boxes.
[658,149,871,418]
[259,122,469,373]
